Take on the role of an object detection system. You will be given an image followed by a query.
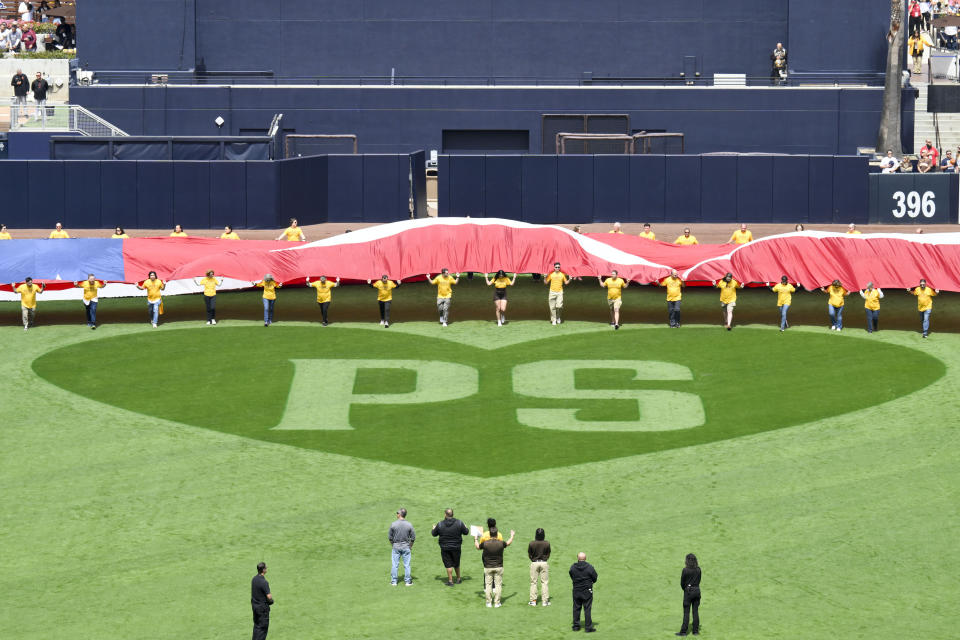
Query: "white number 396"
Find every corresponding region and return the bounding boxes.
[892,190,936,218]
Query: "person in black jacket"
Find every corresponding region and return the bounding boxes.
[30,72,48,122]
[569,552,598,632]
[251,562,274,640]
[10,69,28,122]
[676,553,701,636]
[431,507,470,586]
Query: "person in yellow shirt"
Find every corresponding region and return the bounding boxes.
[427,268,460,327]
[819,279,849,331]
[907,278,939,338]
[713,272,744,330]
[477,517,504,544]
[12,276,44,330]
[674,228,698,245]
[73,273,107,329]
[598,270,628,329]
[484,270,517,326]
[306,275,340,326]
[49,222,69,239]
[170,224,188,238]
[367,275,401,327]
[253,274,283,326]
[729,224,753,245]
[846,223,861,235]
[111,226,129,239]
[194,270,223,325]
[544,262,571,325]
[608,222,624,234]
[220,225,240,240]
[859,282,884,333]
[0,224,12,239]
[136,271,165,327]
[277,217,306,242]
[658,269,684,327]
[769,276,796,331]
[638,223,655,241]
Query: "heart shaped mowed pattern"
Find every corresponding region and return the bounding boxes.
[32,326,943,476]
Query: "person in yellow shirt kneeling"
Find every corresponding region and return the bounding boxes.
[73,274,106,329]
[819,280,849,331]
[194,270,223,324]
[253,274,283,326]
[306,275,339,326]
[713,273,744,330]
[859,282,883,333]
[907,278,939,338]
[598,270,627,329]
[12,276,45,330]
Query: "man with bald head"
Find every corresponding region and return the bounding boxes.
[569,552,598,632]
[431,507,469,586]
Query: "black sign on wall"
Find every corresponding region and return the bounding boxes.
[869,173,958,224]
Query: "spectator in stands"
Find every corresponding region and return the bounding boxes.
[608,222,623,234]
[880,150,901,173]
[21,24,35,51]
[30,71,48,121]
[908,29,925,75]
[909,1,923,35]
[11,68,28,121]
[674,228,698,245]
[639,223,655,240]
[277,218,305,241]
[847,223,861,234]
[7,23,22,52]
[729,223,753,245]
[921,1,933,31]
[917,151,933,173]
[18,1,32,22]
[53,19,73,49]
[220,225,240,239]
[940,150,955,171]
[0,224,11,239]
[770,42,787,85]
[0,23,10,52]
[941,23,959,49]
[170,224,188,237]
[48,221,68,238]
[920,139,938,165]
[112,226,129,238]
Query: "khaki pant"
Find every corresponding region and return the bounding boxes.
[483,566,503,605]
[22,306,36,328]
[530,561,549,603]
[548,290,564,322]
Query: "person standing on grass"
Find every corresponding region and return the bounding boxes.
[12,276,44,330]
[368,275,400,327]
[428,268,459,327]
[860,282,883,333]
[251,562,274,640]
[908,278,939,338]
[253,274,282,326]
[658,269,685,328]
[49,222,69,238]
[431,508,470,586]
[194,270,222,325]
[569,552,598,632]
[528,528,551,607]
[219,225,240,240]
[305,275,339,326]
[136,271,165,328]
[389,508,416,586]
[73,273,105,329]
[820,280,849,331]
[769,276,796,331]
[676,553,702,636]
[485,270,516,326]
[544,262,571,325]
[277,218,305,242]
[713,273,744,331]
[599,270,627,329]
[475,526,515,608]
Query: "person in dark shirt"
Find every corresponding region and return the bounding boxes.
[569,552,598,632]
[10,69,28,121]
[431,507,469,586]
[475,526,515,608]
[251,562,274,640]
[676,553,702,636]
[30,71,48,122]
[527,527,551,606]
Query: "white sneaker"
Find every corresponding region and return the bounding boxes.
[551,320,557,325]
[494,603,501,608]
[442,322,447,327]
[211,319,217,325]
[543,600,551,606]
[380,320,385,325]
[206,320,211,325]
[384,322,389,328]
[557,318,562,324]
[152,323,158,328]
[497,321,502,326]
[829,325,835,330]
[23,326,28,331]
[529,601,537,607]
[486,603,492,608]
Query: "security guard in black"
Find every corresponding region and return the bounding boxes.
[569,553,598,632]
[251,563,274,640]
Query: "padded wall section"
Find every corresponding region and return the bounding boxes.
[0,161,32,228]
[593,156,630,224]
[665,156,701,222]
[628,155,666,223]
[327,155,364,222]
[173,162,212,229]
[807,156,836,223]
[26,162,65,229]
[448,156,486,218]
[209,162,247,229]
[736,156,774,223]
[557,156,594,222]
[245,162,280,228]
[65,162,102,229]
[362,155,408,223]
[772,155,809,223]
[103,162,139,229]
[521,156,558,224]
[483,155,523,219]
[700,156,738,222]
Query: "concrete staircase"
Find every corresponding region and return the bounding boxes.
[914,84,960,156]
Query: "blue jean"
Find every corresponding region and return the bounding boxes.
[391,548,412,584]
[779,304,789,330]
[148,301,160,325]
[667,300,681,327]
[263,298,275,324]
[920,309,931,335]
[84,300,98,326]
[828,304,843,329]
[865,308,879,333]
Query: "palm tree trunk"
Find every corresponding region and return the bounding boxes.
[877,0,906,154]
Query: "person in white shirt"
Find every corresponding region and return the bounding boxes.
[0,25,9,52]
[19,2,32,22]
[880,150,901,173]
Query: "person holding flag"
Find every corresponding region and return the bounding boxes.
[136,271,165,328]
[484,270,517,326]
[73,274,106,329]
[598,270,627,329]
[12,276,45,330]
[907,278,939,338]
[368,275,401,327]
[194,270,223,325]
[428,268,460,327]
[713,273,745,330]
[253,274,282,326]
[306,275,339,326]
[769,276,797,331]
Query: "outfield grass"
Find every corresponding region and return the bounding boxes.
[2,300,958,638]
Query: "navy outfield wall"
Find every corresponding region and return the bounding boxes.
[438,154,870,224]
[70,86,916,156]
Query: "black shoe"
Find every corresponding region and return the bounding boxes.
[91,325,96,330]
[676,633,688,637]
[444,581,454,587]
[455,578,462,584]
[585,628,596,633]
[614,324,620,330]
[322,322,328,327]
[572,626,581,632]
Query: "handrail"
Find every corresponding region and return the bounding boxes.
[5,101,128,136]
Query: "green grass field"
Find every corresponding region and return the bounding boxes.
[2,280,958,638]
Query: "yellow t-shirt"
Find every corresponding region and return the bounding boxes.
[199,276,219,297]
[493,276,513,289]
[257,280,280,300]
[141,278,165,302]
[862,288,882,311]
[912,286,937,311]
[772,283,795,307]
[730,230,753,244]
[220,232,240,240]
[78,280,103,301]
[717,279,740,304]
[282,226,304,241]
[546,271,567,292]
[608,229,623,234]
[431,274,456,299]
[49,230,69,239]
[16,283,41,308]
[661,276,683,301]
[373,280,397,301]
[603,277,626,300]
[111,233,129,239]
[170,231,188,237]
[0,231,13,239]
[638,231,656,241]
[478,530,504,544]
[846,230,862,235]
[826,285,847,307]
[311,280,337,303]
[674,235,698,245]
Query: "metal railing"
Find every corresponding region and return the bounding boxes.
[7,101,128,136]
